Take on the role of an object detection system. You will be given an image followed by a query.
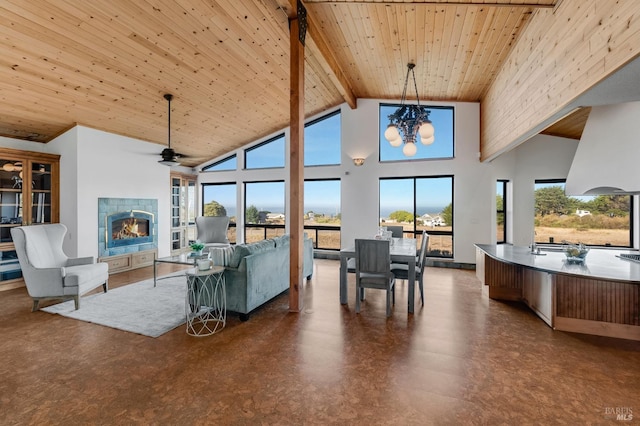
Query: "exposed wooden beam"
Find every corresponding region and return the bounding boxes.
[305,1,555,6]
[289,6,305,313]
[306,12,358,109]
[279,0,357,109]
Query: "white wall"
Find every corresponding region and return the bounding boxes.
[492,134,580,246]
[47,127,79,255]
[71,127,175,258]
[1,127,175,259]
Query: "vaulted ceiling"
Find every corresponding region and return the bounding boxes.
[0,0,584,167]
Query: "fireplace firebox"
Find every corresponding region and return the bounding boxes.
[106,210,154,248]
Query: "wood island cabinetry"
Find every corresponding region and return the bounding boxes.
[476,244,640,341]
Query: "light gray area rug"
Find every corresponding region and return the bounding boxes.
[42,273,187,338]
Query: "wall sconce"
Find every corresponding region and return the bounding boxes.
[353,157,365,166]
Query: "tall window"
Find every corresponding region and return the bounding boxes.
[497,180,507,244]
[202,154,236,172]
[379,105,454,162]
[202,182,237,244]
[379,176,454,258]
[244,181,285,242]
[304,179,341,250]
[534,180,632,247]
[304,110,341,166]
[245,134,285,169]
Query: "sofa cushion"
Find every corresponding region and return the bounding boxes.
[62,262,109,288]
[228,239,276,268]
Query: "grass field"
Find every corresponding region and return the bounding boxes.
[231,222,628,253]
[535,226,629,246]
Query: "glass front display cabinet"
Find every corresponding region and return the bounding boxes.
[0,148,59,290]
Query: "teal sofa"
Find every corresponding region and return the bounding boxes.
[210,234,314,321]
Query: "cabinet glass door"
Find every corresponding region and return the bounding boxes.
[29,161,53,225]
[0,158,25,283]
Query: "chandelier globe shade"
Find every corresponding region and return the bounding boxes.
[384,63,435,157]
[384,125,401,146]
[402,142,417,157]
[421,135,435,146]
[389,137,402,147]
[418,121,435,139]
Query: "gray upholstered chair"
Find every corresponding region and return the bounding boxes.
[355,238,395,317]
[11,224,109,311]
[195,216,231,251]
[386,225,404,238]
[392,231,429,305]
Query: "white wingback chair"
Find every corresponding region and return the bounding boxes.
[11,224,109,311]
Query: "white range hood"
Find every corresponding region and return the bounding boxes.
[565,101,640,196]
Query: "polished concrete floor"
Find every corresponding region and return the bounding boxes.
[0,259,638,425]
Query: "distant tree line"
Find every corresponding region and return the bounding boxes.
[386,203,453,227]
[494,186,630,219]
[533,186,629,217]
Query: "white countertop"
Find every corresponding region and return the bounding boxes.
[475,244,640,283]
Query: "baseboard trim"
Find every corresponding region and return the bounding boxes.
[313,250,475,270]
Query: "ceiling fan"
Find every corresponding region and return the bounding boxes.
[158,93,184,166]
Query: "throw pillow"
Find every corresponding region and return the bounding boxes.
[210,246,235,267]
[272,235,290,247]
[228,244,251,268]
[228,239,276,268]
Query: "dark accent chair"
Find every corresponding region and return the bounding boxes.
[355,238,396,317]
[391,231,429,305]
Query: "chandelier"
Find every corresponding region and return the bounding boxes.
[384,63,435,157]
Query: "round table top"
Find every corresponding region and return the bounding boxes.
[186,265,225,276]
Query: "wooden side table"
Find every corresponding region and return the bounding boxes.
[185,265,226,336]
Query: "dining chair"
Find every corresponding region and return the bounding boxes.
[386,225,404,238]
[391,231,429,305]
[355,239,395,317]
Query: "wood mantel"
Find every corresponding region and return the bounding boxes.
[475,244,640,341]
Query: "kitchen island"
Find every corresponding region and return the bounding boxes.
[475,244,640,341]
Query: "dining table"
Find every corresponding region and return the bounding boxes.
[339,237,418,313]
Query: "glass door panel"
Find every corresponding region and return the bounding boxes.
[30,161,53,225]
[170,174,197,254]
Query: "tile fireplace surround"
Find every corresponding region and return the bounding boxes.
[98,198,158,258]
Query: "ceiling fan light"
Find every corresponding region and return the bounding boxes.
[158,159,180,166]
[402,142,417,157]
[384,124,400,143]
[418,121,435,139]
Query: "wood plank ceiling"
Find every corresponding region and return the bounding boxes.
[0,0,571,167]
